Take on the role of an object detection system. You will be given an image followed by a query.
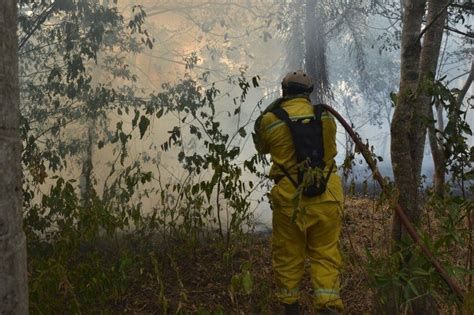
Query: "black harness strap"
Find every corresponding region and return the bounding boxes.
[272,107,292,125]
[272,108,299,188]
[271,105,331,194]
[276,162,298,188]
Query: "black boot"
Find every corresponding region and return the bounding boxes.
[316,307,339,315]
[284,302,299,315]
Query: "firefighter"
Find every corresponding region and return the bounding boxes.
[253,70,344,314]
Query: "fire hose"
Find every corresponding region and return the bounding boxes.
[321,104,465,301]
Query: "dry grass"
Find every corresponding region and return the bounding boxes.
[51,195,467,314]
[112,197,398,314]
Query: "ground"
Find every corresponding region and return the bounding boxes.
[115,197,391,314]
[28,196,468,314]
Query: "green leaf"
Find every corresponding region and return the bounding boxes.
[238,127,246,138]
[252,76,260,87]
[230,275,239,293]
[156,107,164,118]
[132,110,140,128]
[119,132,128,145]
[390,91,398,107]
[406,279,420,296]
[178,151,185,162]
[242,272,253,295]
[138,115,150,139]
[192,184,199,195]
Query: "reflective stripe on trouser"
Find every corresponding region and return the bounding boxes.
[272,201,343,310]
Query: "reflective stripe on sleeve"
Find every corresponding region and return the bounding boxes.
[278,287,300,296]
[265,114,315,132]
[314,288,340,297]
[321,112,334,120]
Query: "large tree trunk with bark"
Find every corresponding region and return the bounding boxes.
[389,0,451,313]
[286,0,305,72]
[391,0,427,244]
[418,0,450,196]
[304,0,330,104]
[389,0,426,313]
[0,1,29,314]
[427,10,472,196]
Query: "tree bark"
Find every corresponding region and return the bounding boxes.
[304,0,330,104]
[456,59,474,107]
[417,0,450,196]
[389,0,426,312]
[428,101,446,195]
[426,4,471,196]
[392,0,448,238]
[80,122,94,207]
[390,0,450,312]
[391,0,427,243]
[0,1,29,314]
[286,0,305,72]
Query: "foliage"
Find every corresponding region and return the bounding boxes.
[23,66,264,311]
[18,0,151,209]
[19,1,268,312]
[423,77,473,192]
[366,191,472,311]
[231,262,253,296]
[16,1,473,313]
[361,74,473,311]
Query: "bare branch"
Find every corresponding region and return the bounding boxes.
[416,0,453,43]
[18,3,56,50]
[449,3,474,10]
[445,25,474,38]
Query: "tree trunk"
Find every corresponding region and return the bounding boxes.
[456,59,474,107]
[390,0,450,313]
[388,0,426,313]
[0,1,29,314]
[417,0,450,196]
[427,26,472,198]
[392,0,448,240]
[428,101,446,195]
[391,0,427,244]
[286,0,305,72]
[304,0,330,104]
[80,121,95,207]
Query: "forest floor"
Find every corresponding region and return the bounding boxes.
[29,196,468,314]
[113,197,393,314]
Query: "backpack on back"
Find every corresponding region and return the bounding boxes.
[271,105,333,197]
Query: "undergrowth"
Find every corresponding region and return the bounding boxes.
[25,194,473,314]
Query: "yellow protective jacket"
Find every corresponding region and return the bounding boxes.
[254,97,343,207]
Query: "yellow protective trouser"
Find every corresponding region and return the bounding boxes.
[272,201,343,311]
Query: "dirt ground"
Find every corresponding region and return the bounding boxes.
[117,197,400,314]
